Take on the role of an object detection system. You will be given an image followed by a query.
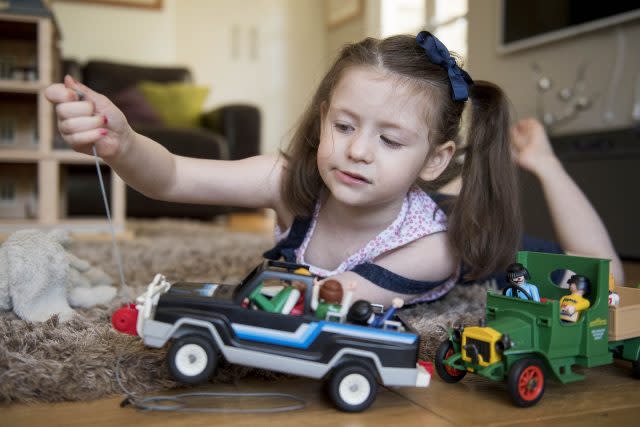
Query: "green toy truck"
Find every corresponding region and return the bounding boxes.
[435,251,640,407]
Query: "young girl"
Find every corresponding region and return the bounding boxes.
[45,32,622,307]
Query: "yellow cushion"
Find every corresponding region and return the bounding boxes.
[137,81,210,128]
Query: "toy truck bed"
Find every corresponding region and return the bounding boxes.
[609,286,640,341]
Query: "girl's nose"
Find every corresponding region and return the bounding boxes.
[347,132,374,163]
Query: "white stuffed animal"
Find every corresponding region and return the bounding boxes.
[0,229,117,322]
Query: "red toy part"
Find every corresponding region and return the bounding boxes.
[418,359,435,376]
[112,304,139,335]
[290,291,306,316]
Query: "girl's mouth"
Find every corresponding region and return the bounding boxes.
[335,169,372,185]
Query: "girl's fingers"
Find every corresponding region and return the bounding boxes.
[44,82,80,103]
[510,128,526,151]
[63,128,108,148]
[55,100,95,120]
[64,75,111,111]
[58,115,107,135]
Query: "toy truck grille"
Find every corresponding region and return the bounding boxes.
[464,337,491,364]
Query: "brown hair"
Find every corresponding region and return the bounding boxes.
[319,279,343,304]
[280,35,521,280]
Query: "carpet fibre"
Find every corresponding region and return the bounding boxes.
[0,219,490,403]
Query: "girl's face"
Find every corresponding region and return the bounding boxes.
[317,66,452,209]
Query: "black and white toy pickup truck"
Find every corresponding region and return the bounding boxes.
[113,260,432,412]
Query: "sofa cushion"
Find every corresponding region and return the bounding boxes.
[138,81,209,128]
[111,85,164,127]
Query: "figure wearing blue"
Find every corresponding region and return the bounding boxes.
[504,263,540,302]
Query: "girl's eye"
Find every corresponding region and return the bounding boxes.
[381,135,403,149]
[333,122,354,133]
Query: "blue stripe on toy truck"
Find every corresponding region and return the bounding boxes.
[231,321,417,349]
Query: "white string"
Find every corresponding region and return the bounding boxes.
[92,144,129,298]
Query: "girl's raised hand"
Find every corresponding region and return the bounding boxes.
[44,75,133,160]
[510,118,560,176]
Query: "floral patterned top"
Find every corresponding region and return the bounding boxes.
[268,186,458,304]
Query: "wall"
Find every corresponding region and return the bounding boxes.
[326,0,380,58]
[174,0,326,154]
[50,0,177,64]
[467,0,640,135]
[49,0,327,154]
[325,0,640,136]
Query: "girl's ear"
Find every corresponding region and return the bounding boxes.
[419,140,456,181]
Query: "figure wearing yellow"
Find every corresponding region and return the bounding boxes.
[560,275,591,322]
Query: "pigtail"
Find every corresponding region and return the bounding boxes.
[448,81,522,280]
[280,102,324,217]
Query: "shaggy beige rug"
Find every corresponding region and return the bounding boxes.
[0,219,489,403]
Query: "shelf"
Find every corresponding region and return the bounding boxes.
[53,149,105,164]
[0,149,110,164]
[0,13,42,24]
[0,149,41,162]
[0,79,44,93]
[0,12,126,237]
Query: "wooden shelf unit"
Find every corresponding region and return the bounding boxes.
[0,12,126,235]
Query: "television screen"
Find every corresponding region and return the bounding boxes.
[500,0,640,53]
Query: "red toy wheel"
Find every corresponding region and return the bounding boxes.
[111,304,139,335]
[435,340,466,383]
[508,358,546,407]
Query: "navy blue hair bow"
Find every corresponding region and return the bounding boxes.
[416,31,473,102]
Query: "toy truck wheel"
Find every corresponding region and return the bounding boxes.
[167,334,218,384]
[508,358,545,407]
[435,340,467,383]
[327,363,378,412]
[633,360,640,379]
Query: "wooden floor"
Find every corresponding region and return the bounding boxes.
[3,212,640,426]
[3,361,640,427]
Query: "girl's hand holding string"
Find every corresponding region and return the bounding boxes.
[44,75,135,161]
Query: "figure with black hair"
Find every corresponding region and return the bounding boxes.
[560,274,591,322]
[503,263,540,302]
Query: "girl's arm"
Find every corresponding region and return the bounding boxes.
[322,232,457,307]
[511,118,624,282]
[45,76,286,213]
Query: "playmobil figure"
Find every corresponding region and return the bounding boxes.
[370,297,404,328]
[248,284,300,314]
[560,274,591,322]
[609,291,620,306]
[346,297,404,328]
[311,278,354,320]
[347,300,374,325]
[248,267,310,314]
[608,272,620,306]
[503,263,540,302]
